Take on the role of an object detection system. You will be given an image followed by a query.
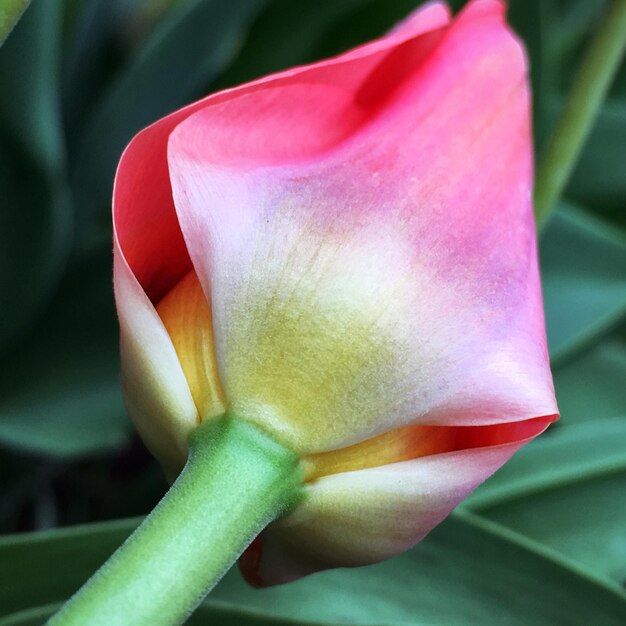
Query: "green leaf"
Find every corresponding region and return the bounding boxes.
[566,99,626,226]
[0,0,72,347]
[69,0,268,248]
[0,145,71,352]
[213,511,626,624]
[0,603,328,626]
[552,337,626,424]
[3,514,624,624]
[0,518,322,624]
[507,0,549,148]
[191,603,330,626]
[541,2,604,96]
[540,203,626,363]
[0,604,58,626]
[472,418,626,584]
[0,0,30,46]
[295,0,437,65]
[489,472,626,584]
[0,0,64,177]
[0,0,72,351]
[214,0,369,89]
[0,518,138,617]
[0,254,130,457]
[61,0,130,139]
[467,414,626,583]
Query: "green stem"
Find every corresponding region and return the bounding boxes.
[534,0,626,228]
[48,418,303,626]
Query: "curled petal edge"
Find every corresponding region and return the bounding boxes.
[240,415,555,586]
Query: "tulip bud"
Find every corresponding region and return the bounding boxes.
[113,0,558,587]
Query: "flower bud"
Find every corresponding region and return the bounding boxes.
[113,0,558,586]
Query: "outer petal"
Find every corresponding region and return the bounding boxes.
[113,0,453,468]
[114,124,198,473]
[167,0,556,455]
[242,440,535,586]
[113,251,197,474]
[113,0,450,295]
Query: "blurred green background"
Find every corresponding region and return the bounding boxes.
[0,0,625,623]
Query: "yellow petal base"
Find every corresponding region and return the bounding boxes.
[157,271,226,422]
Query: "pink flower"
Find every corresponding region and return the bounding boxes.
[113,0,558,586]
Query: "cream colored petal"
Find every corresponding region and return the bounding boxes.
[114,245,198,474]
[247,441,525,585]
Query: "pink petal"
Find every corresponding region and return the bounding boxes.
[113,0,450,301]
[167,0,556,455]
[113,0,456,463]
